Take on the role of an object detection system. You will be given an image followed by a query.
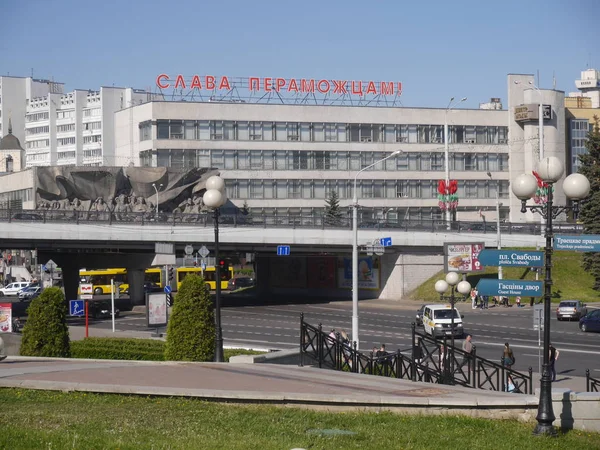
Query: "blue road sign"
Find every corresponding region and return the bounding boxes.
[476,279,544,297]
[277,245,291,256]
[164,285,172,294]
[69,300,84,317]
[478,250,544,268]
[380,237,392,247]
[554,235,600,252]
[42,264,47,272]
[201,261,206,270]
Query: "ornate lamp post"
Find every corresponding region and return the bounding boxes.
[512,156,590,436]
[151,183,163,219]
[202,175,228,362]
[434,272,471,375]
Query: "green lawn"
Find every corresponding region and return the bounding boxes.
[410,250,600,303]
[0,389,598,450]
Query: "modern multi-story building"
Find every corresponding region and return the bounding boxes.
[0,76,64,145]
[564,69,600,174]
[24,87,161,167]
[111,74,565,224]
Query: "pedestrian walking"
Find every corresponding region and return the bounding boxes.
[470,288,477,309]
[549,343,560,382]
[460,334,474,370]
[516,296,521,308]
[501,342,515,369]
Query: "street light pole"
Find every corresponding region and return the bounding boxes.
[202,175,228,362]
[487,172,503,280]
[151,183,163,219]
[444,97,467,229]
[435,273,471,378]
[512,158,590,436]
[352,150,402,349]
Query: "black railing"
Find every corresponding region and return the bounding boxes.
[0,208,584,235]
[586,369,600,392]
[299,314,533,394]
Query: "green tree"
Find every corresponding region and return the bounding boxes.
[578,116,600,289]
[324,190,344,225]
[164,274,215,361]
[241,200,250,216]
[20,287,70,357]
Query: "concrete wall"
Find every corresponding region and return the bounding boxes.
[552,389,600,432]
[380,252,444,299]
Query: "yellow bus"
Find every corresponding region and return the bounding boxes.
[79,268,164,295]
[176,266,234,291]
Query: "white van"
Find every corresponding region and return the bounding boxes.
[422,304,464,339]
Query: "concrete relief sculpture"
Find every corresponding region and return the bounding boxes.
[34,166,220,221]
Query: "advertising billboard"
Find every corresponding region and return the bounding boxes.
[337,256,380,290]
[307,256,336,289]
[444,242,484,273]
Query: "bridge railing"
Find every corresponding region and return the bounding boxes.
[587,369,600,392]
[299,315,533,394]
[0,208,584,235]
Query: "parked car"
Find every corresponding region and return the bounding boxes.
[11,212,44,221]
[0,282,32,297]
[88,300,120,319]
[227,277,255,291]
[556,300,588,321]
[415,304,426,326]
[579,309,600,332]
[18,286,42,300]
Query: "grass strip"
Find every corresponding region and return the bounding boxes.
[0,389,597,450]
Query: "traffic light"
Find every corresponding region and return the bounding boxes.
[168,267,174,282]
[218,259,229,271]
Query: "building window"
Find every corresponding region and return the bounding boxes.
[6,155,13,172]
[139,121,152,141]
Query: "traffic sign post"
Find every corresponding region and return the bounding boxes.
[199,245,210,258]
[69,300,84,317]
[478,250,544,268]
[277,245,291,256]
[380,237,392,247]
[185,244,194,256]
[554,235,600,252]
[476,279,543,297]
[164,285,172,294]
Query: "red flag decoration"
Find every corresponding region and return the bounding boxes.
[437,179,459,211]
[531,171,551,205]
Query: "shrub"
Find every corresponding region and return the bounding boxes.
[20,287,70,357]
[71,338,166,361]
[164,274,215,361]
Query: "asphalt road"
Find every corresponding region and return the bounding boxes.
[80,298,600,379]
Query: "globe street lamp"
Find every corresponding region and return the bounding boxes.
[512,156,590,436]
[444,96,467,229]
[352,150,402,350]
[151,183,163,219]
[435,272,471,377]
[202,175,228,362]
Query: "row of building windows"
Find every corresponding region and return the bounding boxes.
[25,153,47,163]
[0,188,32,210]
[152,120,509,145]
[26,112,49,122]
[57,124,76,133]
[84,121,101,131]
[83,135,102,144]
[83,108,101,117]
[57,110,75,119]
[58,137,76,146]
[140,149,509,173]
[225,178,509,200]
[25,125,49,135]
[26,139,49,149]
[57,151,76,160]
[83,149,102,158]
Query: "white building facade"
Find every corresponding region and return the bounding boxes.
[115,99,511,223]
[25,87,159,167]
[0,76,64,145]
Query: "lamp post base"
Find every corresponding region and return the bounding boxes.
[533,371,557,437]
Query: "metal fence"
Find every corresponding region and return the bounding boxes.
[587,369,600,392]
[299,314,533,394]
[0,208,584,235]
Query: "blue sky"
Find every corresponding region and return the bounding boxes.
[1,0,598,108]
